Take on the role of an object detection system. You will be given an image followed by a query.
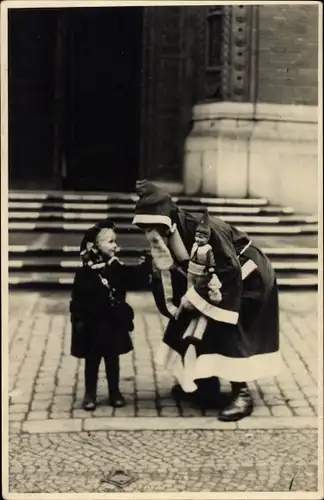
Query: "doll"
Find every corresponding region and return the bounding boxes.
[187,209,222,304]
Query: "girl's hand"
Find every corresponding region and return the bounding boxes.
[138,255,146,265]
[137,251,151,266]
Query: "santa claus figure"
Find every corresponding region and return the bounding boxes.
[133,179,281,422]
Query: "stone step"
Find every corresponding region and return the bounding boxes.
[8,202,295,216]
[8,220,318,235]
[8,211,317,225]
[8,271,318,290]
[8,270,146,291]
[8,245,318,260]
[8,256,318,274]
[8,230,318,251]
[9,190,269,206]
[258,247,318,257]
[8,256,142,269]
[7,191,317,291]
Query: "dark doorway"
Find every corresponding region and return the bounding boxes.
[8,7,143,192]
[62,7,143,191]
[8,8,59,190]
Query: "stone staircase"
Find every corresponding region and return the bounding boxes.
[8,191,318,290]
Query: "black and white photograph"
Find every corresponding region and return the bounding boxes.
[1,0,322,496]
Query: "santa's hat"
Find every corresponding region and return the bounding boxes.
[132,179,177,228]
[196,209,211,236]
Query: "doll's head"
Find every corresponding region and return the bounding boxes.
[195,209,211,246]
[195,228,211,246]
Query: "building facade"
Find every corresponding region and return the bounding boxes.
[8,4,319,212]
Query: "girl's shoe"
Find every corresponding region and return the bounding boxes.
[82,395,96,411]
[108,391,126,408]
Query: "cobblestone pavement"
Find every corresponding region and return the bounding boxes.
[6,290,321,494]
[8,291,318,426]
[8,429,318,493]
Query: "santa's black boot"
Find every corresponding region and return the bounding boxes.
[218,382,253,422]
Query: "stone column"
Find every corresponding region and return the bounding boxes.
[184,102,254,197]
[249,104,318,215]
[183,5,319,214]
[184,101,318,213]
[184,5,258,197]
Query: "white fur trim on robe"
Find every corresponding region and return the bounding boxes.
[241,259,258,280]
[159,345,282,386]
[186,286,239,325]
[133,214,172,228]
[182,316,208,392]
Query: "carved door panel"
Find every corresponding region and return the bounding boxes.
[140,6,195,181]
[192,5,258,103]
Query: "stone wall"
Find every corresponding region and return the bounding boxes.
[257,4,319,106]
[184,102,318,214]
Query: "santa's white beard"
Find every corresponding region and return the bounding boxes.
[146,230,174,271]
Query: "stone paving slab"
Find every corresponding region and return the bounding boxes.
[7,429,318,493]
[18,415,318,435]
[7,291,319,432]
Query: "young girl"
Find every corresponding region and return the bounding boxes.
[70,219,135,411]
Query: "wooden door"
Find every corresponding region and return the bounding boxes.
[63,7,143,191]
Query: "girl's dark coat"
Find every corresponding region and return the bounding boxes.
[70,260,134,358]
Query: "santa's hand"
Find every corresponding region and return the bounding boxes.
[175,295,195,319]
[208,289,222,304]
[174,307,181,320]
[207,273,222,304]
